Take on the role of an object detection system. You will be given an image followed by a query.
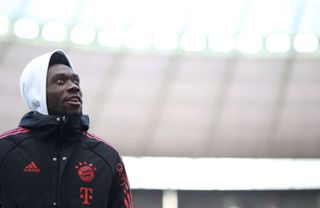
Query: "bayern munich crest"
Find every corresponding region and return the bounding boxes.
[75,161,96,183]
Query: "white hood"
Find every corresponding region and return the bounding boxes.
[20,49,75,115]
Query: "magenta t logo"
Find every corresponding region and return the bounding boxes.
[80,187,93,205]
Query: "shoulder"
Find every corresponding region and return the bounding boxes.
[0,127,32,162]
[81,131,119,154]
[0,127,32,146]
[0,127,31,140]
[81,131,122,170]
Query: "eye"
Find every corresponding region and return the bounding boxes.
[56,79,65,84]
[73,79,80,85]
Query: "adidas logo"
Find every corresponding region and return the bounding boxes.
[23,161,41,173]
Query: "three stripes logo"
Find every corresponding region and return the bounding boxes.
[23,161,41,173]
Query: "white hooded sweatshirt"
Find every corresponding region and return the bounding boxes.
[20,50,75,115]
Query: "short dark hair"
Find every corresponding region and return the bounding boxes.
[49,51,71,68]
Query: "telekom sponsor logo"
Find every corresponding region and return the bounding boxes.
[80,187,93,205]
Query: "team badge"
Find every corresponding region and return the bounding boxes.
[75,161,96,183]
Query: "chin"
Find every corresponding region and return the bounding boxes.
[64,108,82,116]
[66,111,82,116]
[48,107,82,116]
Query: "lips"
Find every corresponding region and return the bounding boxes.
[65,95,82,106]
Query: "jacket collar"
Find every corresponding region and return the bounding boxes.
[19,111,89,140]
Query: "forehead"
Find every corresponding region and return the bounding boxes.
[47,64,78,78]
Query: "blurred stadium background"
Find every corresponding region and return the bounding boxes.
[1,0,320,207]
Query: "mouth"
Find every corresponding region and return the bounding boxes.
[65,96,82,107]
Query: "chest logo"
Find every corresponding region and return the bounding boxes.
[75,161,96,183]
[23,161,41,173]
[80,187,93,205]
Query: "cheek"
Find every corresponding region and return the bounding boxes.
[46,89,63,108]
[46,93,55,110]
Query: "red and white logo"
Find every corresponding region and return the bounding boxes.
[23,161,40,173]
[75,161,96,183]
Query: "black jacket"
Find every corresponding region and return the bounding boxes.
[0,111,133,208]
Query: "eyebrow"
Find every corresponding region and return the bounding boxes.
[50,73,79,80]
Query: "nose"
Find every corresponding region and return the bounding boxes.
[67,80,80,93]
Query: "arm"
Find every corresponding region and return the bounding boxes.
[0,187,2,208]
[107,159,134,208]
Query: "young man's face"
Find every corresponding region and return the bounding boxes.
[46,64,83,116]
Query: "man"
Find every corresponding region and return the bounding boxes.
[0,50,134,207]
